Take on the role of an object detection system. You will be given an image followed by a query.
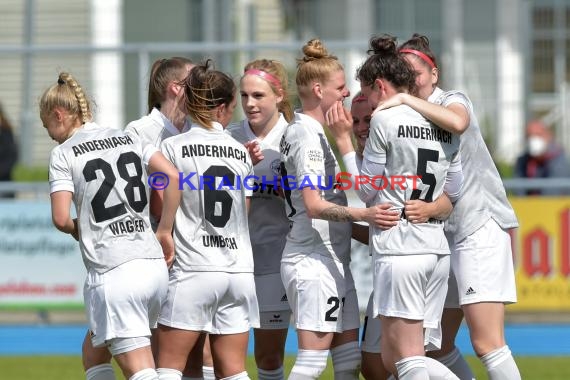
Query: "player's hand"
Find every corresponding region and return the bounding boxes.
[156,230,175,268]
[325,101,353,140]
[373,93,408,115]
[404,199,432,224]
[245,140,264,165]
[364,203,400,230]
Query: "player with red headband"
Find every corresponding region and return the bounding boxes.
[226,58,294,380]
[375,33,521,380]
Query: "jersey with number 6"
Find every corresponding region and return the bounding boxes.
[364,104,461,255]
[226,115,290,275]
[161,122,255,273]
[48,122,163,274]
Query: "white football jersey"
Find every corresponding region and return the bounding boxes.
[125,107,190,147]
[226,115,290,275]
[161,122,255,273]
[48,122,163,274]
[429,88,518,242]
[363,104,461,255]
[280,111,352,264]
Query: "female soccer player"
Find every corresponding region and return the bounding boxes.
[353,35,463,380]
[385,33,521,380]
[41,72,180,380]
[155,60,259,380]
[279,38,387,380]
[226,58,293,380]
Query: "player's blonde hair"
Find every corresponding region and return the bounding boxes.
[295,38,344,99]
[180,59,236,129]
[39,72,93,124]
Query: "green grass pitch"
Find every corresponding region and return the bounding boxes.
[1,355,570,379]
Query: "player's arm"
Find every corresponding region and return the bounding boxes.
[376,93,470,135]
[50,190,78,241]
[148,150,181,267]
[405,193,453,223]
[301,187,391,228]
[352,222,369,244]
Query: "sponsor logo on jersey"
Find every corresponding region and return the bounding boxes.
[279,135,291,156]
[270,159,281,176]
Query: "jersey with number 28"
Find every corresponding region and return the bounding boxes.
[48,122,163,274]
[161,122,255,273]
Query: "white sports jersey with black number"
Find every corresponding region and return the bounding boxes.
[48,122,163,274]
[226,115,290,275]
[363,104,461,255]
[161,122,255,273]
[280,111,352,264]
[429,88,519,242]
[125,107,191,147]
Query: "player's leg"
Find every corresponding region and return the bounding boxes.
[83,331,116,380]
[181,333,209,380]
[330,266,361,380]
[360,293,391,380]
[156,271,222,378]
[453,220,520,380]
[253,272,291,380]
[281,254,340,379]
[427,308,474,380]
[201,335,215,380]
[254,328,288,380]
[208,272,259,379]
[426,268,474,380]
[380,316,426,378]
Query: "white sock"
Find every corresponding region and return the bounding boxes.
[202,366,215,380]
[424,357,460,379]
[86,363,116,380]
[258,367,284,380]
[435,347,475,380]
[480,345,521,380]
[130,368,159,380]
[157,368,183,380]
[395,356,429,380]
[288,349,329,380]
[220,371,250,380]
[330,342,361,380]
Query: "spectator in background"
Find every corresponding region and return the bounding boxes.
[0,102,19,198]
[514,119,570,195]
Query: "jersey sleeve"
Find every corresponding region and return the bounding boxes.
[48,147,74,194]
[363,114,387,165]
[295,133,326,189]
[438,91,473,114]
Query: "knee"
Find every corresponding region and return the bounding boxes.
[255,351,284,370]
[361,357,390,380]
[471,336,505,357]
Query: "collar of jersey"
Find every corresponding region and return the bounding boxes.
[294,110,324,133]
[149,107,188,136]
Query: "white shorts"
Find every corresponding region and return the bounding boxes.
[158,270,260,334]
[373,253,449,330]
[450,219,517,306]
[361,292,442,353]
[84,258,168,348]
[255,273,292,329]
[281,254,360,333]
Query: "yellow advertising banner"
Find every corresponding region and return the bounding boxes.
[509,197,570,311]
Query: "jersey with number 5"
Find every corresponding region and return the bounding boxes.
[160,122,255,273]
[364,104,461,255]
[48,122,163,274]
